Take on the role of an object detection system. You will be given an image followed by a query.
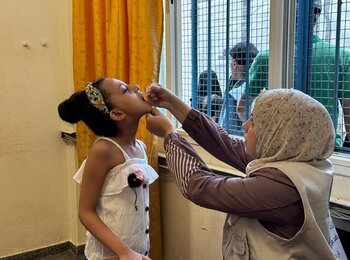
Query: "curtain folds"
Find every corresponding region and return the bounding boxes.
[72,1,163,259]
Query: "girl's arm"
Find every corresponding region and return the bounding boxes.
[79,141,145,260]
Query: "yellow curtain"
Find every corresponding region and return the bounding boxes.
[72,1,163,259]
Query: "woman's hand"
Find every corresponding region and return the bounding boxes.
[146,108,176,138]
[146,83,191,124]
[146,83,175,109]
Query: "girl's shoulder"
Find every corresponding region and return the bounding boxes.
[90,137,127,168]
[96,137,146,160]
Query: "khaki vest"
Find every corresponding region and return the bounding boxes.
[222,160,347,260]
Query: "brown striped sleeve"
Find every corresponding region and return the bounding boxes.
[164,132,214,198]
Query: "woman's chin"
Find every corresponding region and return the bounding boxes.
[244,147,255,159]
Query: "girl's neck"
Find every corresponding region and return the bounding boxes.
[112,135,136,147]
[110,120,139,147]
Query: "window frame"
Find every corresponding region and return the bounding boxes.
[164,0,350,178]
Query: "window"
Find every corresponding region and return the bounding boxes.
[295,0,350,152]
[178,0,270,135]
[170,0,350,153]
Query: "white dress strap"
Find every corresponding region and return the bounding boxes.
[97,137,131,160]
[136,139,147,160]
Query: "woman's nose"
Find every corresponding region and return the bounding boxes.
[242,120,249,131]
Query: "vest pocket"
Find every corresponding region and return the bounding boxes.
[223,215,249,260]
[232,236,246,255]
[223,236,248,259]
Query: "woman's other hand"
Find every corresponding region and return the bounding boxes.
[146,108,176,138]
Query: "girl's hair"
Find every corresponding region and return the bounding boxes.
[58,78,118,137]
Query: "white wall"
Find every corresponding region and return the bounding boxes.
[0,0,85,257]
[159,166,226,260]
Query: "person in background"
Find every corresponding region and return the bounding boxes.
[219,42,259,134]
[202,94,224,123]
[146,83,347,259]
[237,0,350,148]
[197,69,222,97]
[58,78,157,260]
[193,69,222,112]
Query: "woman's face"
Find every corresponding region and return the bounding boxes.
[103,78,152,117]
[242,117,257,158]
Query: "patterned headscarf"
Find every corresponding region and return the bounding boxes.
[246,89,335,174]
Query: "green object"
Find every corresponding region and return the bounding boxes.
[244,35,350,147]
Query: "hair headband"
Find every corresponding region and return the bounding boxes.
[85,82,110,115]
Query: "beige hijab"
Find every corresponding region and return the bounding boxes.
[246,89,335,174]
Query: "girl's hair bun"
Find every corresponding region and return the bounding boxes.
[58,79,117,137]
[58,91,87,123]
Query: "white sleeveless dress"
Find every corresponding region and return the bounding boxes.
[73,137,159,260]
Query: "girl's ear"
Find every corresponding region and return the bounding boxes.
[109,109,126,121]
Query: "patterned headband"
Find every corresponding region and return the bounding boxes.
[85,82,110,114]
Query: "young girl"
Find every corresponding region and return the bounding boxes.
[58,78,158,260]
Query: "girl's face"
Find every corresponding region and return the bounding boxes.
[242,117,257,158]
[103,78,152,118]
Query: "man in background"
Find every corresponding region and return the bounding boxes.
[237,0,350,148]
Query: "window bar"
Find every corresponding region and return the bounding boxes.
[333,0,342,131]
[207,0,212,117]
[191,0,198,110]
[245,0,252,121]
[307,0,315,95]
[295,0,310,92]
[224,0,230,130]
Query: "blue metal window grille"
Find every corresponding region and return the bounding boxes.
[295,0,350,152]
[181,0,270,135]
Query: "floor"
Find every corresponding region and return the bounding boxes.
[35,250,83,260]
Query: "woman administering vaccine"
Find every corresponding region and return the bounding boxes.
[146,84,347,260]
